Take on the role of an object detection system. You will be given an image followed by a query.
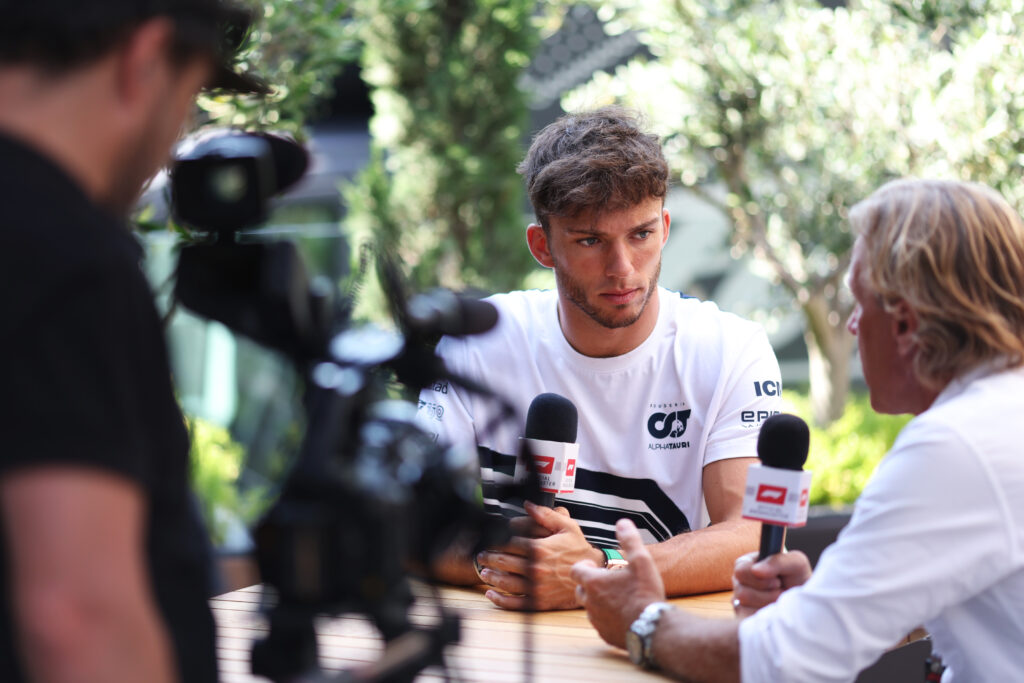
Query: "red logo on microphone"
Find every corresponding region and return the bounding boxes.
[799,488,809,507]
[756,484,787,505]
[565,459,576,476]
[533,455,555,475]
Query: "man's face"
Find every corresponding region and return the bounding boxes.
[106,54,211,214]
[846,237,915,414]
[541,197,669,331]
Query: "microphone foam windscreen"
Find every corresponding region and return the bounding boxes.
[460,297,499,336]
[756,413,810,470]
[524,393,578,443]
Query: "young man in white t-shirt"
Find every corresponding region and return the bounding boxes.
[418,107,782,610]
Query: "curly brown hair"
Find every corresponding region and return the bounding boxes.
[851,178,1024,388]
[517,106,669,228]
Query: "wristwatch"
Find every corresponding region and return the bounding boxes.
[626,601,673,670]
[602,547,629,570]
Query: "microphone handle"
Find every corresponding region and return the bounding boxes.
[758,524,787,560]
[538,491,556,507]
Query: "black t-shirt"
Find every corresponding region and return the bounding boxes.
[0,133,218,681]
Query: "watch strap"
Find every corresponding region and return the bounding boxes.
[629,601,673,669]
[602,547,629,570]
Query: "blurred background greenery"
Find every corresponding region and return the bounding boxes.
[133,0,1024,547]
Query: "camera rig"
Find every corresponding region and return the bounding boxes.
[170,131,537,682]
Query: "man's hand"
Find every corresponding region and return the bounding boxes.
[570,518,666,649]
[731,550,812,618]
[476,501,604,610]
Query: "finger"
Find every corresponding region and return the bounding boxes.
[733,566,781,592]
[569,558,600,584]
[480,568,531,596]
[733,551,758,572]
[477,550,530,575]
[753,550,812,585]
[486,535,532,557]
[575,584,586,605]
[732,584,783,612]
[553,506,571,517]
[525,500,575,532]
[485,589,530,611]
[614,519,655,566]
[508,515,551,539]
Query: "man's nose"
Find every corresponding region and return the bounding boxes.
[847,306,860,335]
[606,241,632,278]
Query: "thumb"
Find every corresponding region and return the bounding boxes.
[525,499,574,532]
[615,518,658,580]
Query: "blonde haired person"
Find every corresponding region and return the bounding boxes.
[571,179,1024,682]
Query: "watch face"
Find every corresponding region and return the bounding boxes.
[626,630,645,665]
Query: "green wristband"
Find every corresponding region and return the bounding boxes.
[602,548,628,569]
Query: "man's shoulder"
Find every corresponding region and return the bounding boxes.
[485,289,556,319]
[472,289,556,341]
[659,289,769,342]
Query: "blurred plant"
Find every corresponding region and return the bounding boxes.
[782,390,911,507]
[198,0,360,137]
[344,0,542,294]
[188,416,269,547]
[570,0,1024,426]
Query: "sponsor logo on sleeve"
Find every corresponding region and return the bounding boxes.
[753,379,781,397]
[417,399,445,421]
[741,409,781,429]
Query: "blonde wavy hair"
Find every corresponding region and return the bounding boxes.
[850,178,1024,389]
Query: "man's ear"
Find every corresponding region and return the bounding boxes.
[891,299,919,356]
[113,18,175,107]
[661,207,671,247]
[526,223,555,269]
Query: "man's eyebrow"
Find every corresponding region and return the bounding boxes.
[565,217,661,235]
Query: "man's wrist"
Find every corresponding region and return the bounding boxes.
[601,547,629,570]
[626,601,674,670]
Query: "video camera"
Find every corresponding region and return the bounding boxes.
[170,131,524,682]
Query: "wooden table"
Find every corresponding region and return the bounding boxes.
[212,583,735,682]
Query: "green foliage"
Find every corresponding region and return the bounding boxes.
[782,390,911,507]
[345,0,541,293]
[572,0,1024,425]
[198,0,359,137]
[188,416,269,546]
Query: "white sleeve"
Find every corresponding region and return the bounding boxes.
[738,423,1013,682]
[703,325,783,466]
[414,335,478,453]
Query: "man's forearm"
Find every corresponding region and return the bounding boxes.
[16,587,176,683]
[651,609,742,683]
[649,518,759,596]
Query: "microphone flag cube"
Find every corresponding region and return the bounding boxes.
[514,437,579,494]
[742,464,812,527]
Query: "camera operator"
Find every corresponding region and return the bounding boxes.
[0,2,266,681]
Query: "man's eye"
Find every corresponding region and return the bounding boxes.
[635,230,652,240]
[578,237,599,247]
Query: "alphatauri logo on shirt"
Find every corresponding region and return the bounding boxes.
[647,409,692,439]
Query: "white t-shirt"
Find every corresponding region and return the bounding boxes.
[416,288,782,547]
[739,363,1024,682]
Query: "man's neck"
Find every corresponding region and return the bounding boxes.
[557,288,661,358]
[0,68,116,206]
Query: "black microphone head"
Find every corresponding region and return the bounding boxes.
[524,393,578,444]
[756,413,810,470]
[406,289,498,337]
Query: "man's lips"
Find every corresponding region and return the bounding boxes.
[600,288,641,305]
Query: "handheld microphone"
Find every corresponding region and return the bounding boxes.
[514,393,579,507]
[741,413,811,560]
